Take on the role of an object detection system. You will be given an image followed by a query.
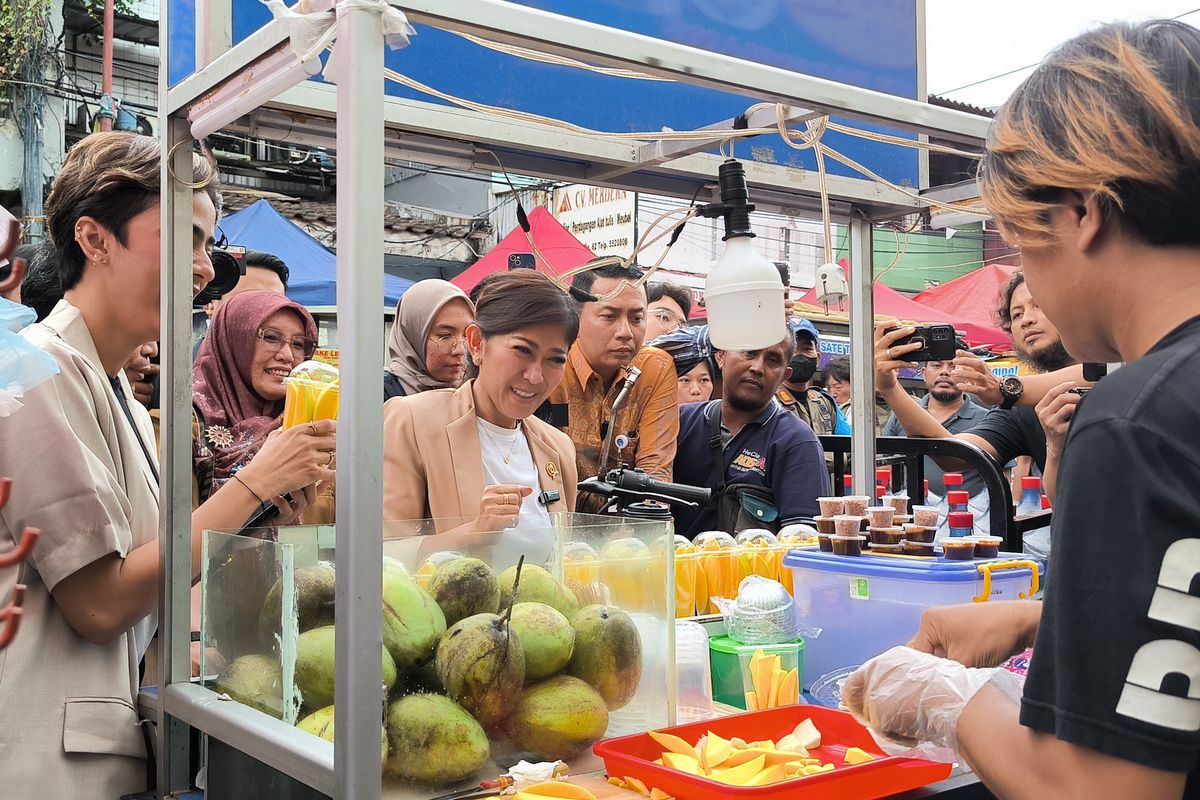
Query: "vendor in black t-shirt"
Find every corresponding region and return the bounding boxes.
[875,270,1082,503]
[845,20,1200,799]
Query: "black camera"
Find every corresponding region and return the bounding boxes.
[508,252,536,270]
[891,323,958,362]
[194,244,247,305]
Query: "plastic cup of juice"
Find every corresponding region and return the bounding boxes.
[600,537,653,613]
[283,360,340,429]
[695,531,737,613]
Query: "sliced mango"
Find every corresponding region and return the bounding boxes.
[779,667,799,706]
[710,754,766,785]
[730,736,748,749]
[774,733,803,753]
[624,776,650,795]
[312,383,339,421]
[649,790,673,800]
[744,764,788,786]
[517,782,598,800]
[747,739,775,750]
[794,718,822,749]
[648,730,699,761]
[844,747,876,765]
[744,691,759,711]
[701,731,734,771]
[720,749,772,768]
[661,753,701,775]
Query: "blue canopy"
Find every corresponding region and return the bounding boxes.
[218,199,413,308]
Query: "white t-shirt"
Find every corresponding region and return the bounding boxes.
[477,417,552,530]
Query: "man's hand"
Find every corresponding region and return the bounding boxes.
[951,350,1002,406]
[907,601,1042,667]
[874,323,920,393]
[124,342,159,408]
[1035,381,1081,460]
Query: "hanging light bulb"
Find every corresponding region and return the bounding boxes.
[815,262,849,311]
[702,160,787,351]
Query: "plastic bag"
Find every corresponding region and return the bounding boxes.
[0,298,58,417]
[714,575,799,645]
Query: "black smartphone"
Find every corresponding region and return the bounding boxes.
[1068,387,1091,396]
[1082,362,1108,382]
[508,252,536,270]
[891,323,957,362]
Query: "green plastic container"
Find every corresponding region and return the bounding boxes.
[708,634,805,709]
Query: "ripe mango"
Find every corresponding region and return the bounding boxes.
[294,625,396,711]
[435,612,525,726]
[382,569,447,669]
[295,705,388,764]
[514,781,597,800]
[385,693,489,784]
[504,675,609,761]
[214,654,284,719]
[258,562,336,649]
[568,604,642,710]
[510,602,575,680]
[499,563,580,620]
[428,557,501,627]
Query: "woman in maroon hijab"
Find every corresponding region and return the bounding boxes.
[193,290,334,523]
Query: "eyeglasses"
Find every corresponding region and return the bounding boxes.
[256,327,317,359]
[650,309,686,333]
[428,333,467,355]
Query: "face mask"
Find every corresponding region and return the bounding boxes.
[788,355,817,384]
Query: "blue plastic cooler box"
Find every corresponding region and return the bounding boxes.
[783,549,1039,688]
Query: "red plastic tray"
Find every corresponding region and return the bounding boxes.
[593,705,952,800]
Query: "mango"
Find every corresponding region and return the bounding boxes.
[428,557,500,627]
[661,752,701,774]
[515,782,597,800]
[499,564,580,620]
[215,654,284,719]
[647,729,698,761]
[435,612,525,726]
[568,604,642,710]
[382,569,447,669]
[710,753,765,785]
[295,705,388,764]
[510,602,575,680]
[794,718,822,749]
[258,562,337,649]
[504,675,609,761]
[385,694,489,784]
[294,625,397,711]
[844,747,875,765]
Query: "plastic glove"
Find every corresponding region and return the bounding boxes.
[842,645,1023,750]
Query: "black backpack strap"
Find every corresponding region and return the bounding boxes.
[704,400,725,493]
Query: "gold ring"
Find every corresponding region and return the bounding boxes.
[308,422,317,435]
[886,348,892,359]
[326,452,335,467]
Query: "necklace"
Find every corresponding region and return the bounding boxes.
[482,420,522,464]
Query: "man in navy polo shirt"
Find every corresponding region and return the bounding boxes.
[672,333,829,538]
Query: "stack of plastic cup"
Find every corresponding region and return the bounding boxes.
[674,620,715,723]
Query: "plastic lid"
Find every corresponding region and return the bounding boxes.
[876,466,891,482]
[1021,476,1042,490]
[943,472,963,486]
[875,485,887,498]
[1042,494,1052,509]
[287,359,339,385]
[708,633,805,654]
[946,490,970,504]
[843,474,853,488]
[948,511,974,527]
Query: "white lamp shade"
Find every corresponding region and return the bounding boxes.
[704,236,787,351]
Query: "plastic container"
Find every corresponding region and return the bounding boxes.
[785,549,1037,685]
[911,504,939,527]
[675,620,715,723]
[946,490,969,514]
[594,704,952,800]
[941,539,976,560]
[867,527,903,546]
[695,531,738,614]
[868,544,903,555]
[901,540,935,556]
[971,535,1002,559]
[948,511,974,538]
[842,495,870,516]
[814,516,835,534]
[864,506,895,528]
[902,524,935,543]
[708,634,804,710]
[816,534,833,552]
[883,494,909,515]
[830,534,866,556]
[816,496,845,517]
[832,515,862,537]
[282,360,339,429]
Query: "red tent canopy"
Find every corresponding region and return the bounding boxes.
[913,263,1021,332]
[451,207,595,293]
[794,261,1012,348]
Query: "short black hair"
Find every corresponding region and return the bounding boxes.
[995,271,1025,332]
[569,259,644,304]
[646,281,692,320]
[244,250,289,290]
[824,356,851,385]
[20,243,64,322]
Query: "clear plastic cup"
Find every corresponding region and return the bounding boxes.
[912,504,939,527]
[817,533,833,552]
[865,505,896,528]
[843,495,871,516]
[832,514,864,536]
[816,496,846,517]
[868,526,904,546]
[672,537,700,618]
[883,494,910,515]
[941,539,976,560]
[814,516,835,534]
[903,524,935,543]
[830,534,866,556]
[282,360,340,429]
[600,537,653,613]
[695,531,737,613]
[675,620,715,723]
[971,535,1003,559]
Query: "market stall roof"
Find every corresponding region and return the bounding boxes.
[451,207,595,292]
[219,199,414,307]
[793,261,1012,347]
[912,262,1021,331]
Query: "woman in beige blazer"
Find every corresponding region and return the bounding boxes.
[0,134,336,796]
[385,271,579,532]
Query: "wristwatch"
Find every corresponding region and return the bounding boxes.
[998,376,1024,410]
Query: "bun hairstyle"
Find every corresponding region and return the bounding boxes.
[473,270,580,346]
[980,20,1200,250]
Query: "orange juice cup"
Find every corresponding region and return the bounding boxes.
[283,361,340,429]
[600,537,653,613]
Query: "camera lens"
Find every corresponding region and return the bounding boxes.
[194,249,244,305]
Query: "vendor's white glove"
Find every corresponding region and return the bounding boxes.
[842,645,1022,750]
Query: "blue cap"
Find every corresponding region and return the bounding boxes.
[789,317,820,344]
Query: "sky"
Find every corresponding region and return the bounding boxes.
[925,1,1200,108]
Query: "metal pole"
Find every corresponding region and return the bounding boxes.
[100,0,114,131]
[156,113,197,795]
[334,4,385,799]
[196,0,233,68]
[847,210,876,498]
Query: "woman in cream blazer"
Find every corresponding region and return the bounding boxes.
[384,271,579,532]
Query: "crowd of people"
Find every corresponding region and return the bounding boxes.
[0,16,1196,799]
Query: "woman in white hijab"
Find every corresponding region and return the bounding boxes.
[383,279,475,400]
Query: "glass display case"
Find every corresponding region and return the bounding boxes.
[200,513,676,796]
